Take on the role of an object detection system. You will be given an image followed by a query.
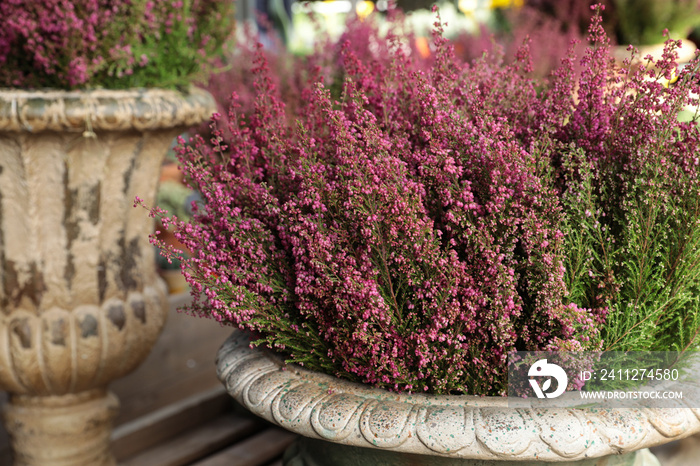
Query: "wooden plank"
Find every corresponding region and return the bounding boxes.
[0,447,12,466]
[113,367,226,428]
[192,428,297,466]
[120,414,263,466]
[111,292,234,426]
[111,386,231,461]
[0,392,8,463]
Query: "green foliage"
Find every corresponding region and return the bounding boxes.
[613,0,700,44]
[102,0,234,89]
[561,146,700,353]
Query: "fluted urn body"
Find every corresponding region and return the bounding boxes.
[0,88,215,465]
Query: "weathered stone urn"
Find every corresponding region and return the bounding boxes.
[0,88,215,465]
[217,330,700,465]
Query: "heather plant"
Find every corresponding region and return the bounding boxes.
[205,12,426,123]
[527,0,700,46]
[199,12,428,147]
[525,0,612,37]
[553,11,700,353]
[451,4,587,78]
[203,23,323,135]
[143,6,700,395]
[0,0,233,89]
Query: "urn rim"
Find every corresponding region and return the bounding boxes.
[217,329,700,462]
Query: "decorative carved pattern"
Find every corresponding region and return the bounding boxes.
[217,330,700,462]
[0,287,166,395]
[416,405,475,454]
[0,88,215,133]
[532,408,590,458]
[474,408,533,457]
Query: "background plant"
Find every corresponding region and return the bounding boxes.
[0,0,234,89]
[555,12,700,353]
[612,0,700,45]
[452,2,589,78]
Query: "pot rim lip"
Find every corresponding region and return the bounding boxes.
[0,86,215,133]
[0,85,200,95]
[217,329,700,461]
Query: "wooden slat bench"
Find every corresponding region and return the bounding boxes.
[110,293,298,465]
[114,388,296,466]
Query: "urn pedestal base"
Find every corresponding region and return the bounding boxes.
[284,438,660,466]
[2,389,119,466]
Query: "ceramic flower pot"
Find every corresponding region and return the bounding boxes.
[0,87,215,466]
[217,329,700,465]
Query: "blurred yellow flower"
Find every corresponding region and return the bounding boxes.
[356,0,375,20]
[490,0,523,8]
[458,0,478,15]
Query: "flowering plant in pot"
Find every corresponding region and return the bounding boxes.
[149,6,700,465]
[0,1,231,464]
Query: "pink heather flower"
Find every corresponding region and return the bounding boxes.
[147,6,700,395]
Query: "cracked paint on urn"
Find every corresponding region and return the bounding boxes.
[48,318,68,346]
[80,314,99,338]
[131,299,146,324]
[0,88,215,399]
[107,303,126,331]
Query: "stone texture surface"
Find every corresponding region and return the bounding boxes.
[0,87,215,465]
[0,88,214,133]
[217,330,700,463]
[284,437,660,466]
[4,390,118,466]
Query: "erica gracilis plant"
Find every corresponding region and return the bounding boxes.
[554,9,700,354]
[144,13,605,396]
[0,0,233,89]
[145,5,700,395]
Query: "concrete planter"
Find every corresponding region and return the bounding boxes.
[217,330,700,465]
[0,87,215,465]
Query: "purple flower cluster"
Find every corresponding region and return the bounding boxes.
[147,5,700,394]
[0,0,232,89]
